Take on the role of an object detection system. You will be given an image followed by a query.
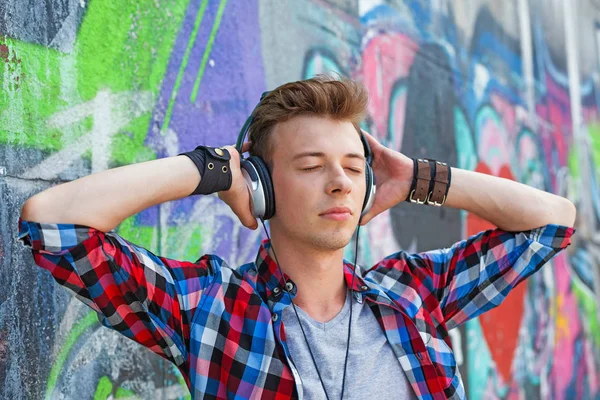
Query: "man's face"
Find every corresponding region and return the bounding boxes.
[269,115,367,251]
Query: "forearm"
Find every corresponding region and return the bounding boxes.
[444,168,576,231]
[21,156,200,232]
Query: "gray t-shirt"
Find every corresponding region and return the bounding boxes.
[282,290,418,399]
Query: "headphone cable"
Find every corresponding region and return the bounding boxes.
[259,216,362,400]
[342,216,361,399]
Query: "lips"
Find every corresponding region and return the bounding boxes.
[319,207,352,216]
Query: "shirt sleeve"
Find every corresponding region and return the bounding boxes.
[17,217,219,367]
[393,224,575,330]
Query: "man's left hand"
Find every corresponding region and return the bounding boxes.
[360,130,414,225]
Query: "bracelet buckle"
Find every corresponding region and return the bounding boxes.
[426,192,446,207]
[409,189,426,205]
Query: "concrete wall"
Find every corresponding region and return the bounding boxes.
[1,0,599,398]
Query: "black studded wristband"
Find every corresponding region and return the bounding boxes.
[179,145,232,195]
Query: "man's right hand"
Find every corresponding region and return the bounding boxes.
[218,142,259,230]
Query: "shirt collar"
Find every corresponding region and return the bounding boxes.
[254,238,370,302]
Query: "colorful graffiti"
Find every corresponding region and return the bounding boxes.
[2,0,599,399]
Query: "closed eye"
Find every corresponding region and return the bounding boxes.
[302,166,363,173]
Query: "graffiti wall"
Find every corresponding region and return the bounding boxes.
[1,0,599,398]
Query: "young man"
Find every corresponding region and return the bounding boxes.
[18,76,575,399]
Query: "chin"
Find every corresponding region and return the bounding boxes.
[272,216,355,250]
[307,231,354,251]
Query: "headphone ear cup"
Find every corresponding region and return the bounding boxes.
[240,159,264,219]
[246,156,276,220]
[361,164,376,217]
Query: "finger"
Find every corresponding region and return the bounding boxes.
[242,217,258,230]
[241,141,252,153]
[220,191,258,230]
[244,214,258,230]
[221,145,237,158]
[240,189,258,229]
[360,128,372,139]
[359,202,384,226]
[245,205,258,230]
[233,206,257,230]
[359,212,373,226]
[360,210,380,226]
[361,129,381,149]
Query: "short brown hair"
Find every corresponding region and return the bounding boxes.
[248,75,369,169]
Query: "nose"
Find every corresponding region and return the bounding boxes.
[325,165,353,195]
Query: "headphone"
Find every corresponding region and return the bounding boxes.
[235,91,376,221]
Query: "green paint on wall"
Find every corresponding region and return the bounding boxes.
[0,36,64,149]
[568,144,580,179]
[570,123,600,180]
[1,0,189,160]
[175,368,192,400]
[116,214,158,252]
[115,386,136,398]
[589,123,600,173]
[91,376,137,400]
[190,0,229,103]
[75,1,190,101]
[110,113,157,166]
[165,224,208,262]
[93,376,113,400]
[46,311,99,398]
[572,278,600,349]
[163,0,210,135]
[116,214,207,262]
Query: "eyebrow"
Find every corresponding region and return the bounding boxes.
[291,152,365,161]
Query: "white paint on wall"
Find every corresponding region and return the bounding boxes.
[20,90,154,181]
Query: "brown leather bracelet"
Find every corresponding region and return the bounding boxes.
[407,158,432,204]
[406,158,451,206]
[427,161,450,206]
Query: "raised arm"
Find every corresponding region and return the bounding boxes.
[358,130,576,230]
[444,168,576,230]
[21,156,200,232]
[360,130,576,330]
[375,224,574,330]
[17,144,254,372]
[21,143,256,232]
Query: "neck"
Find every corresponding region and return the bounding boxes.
[268,235,347,323]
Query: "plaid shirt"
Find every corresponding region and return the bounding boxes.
[17,217,574,399]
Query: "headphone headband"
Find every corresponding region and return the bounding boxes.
[359,128,373,165]
[236,91,271,154]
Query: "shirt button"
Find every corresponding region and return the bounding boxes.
[272,314,279,322]
[360,285,368,291]
[285,281,294,291]
[273,287,281,295]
